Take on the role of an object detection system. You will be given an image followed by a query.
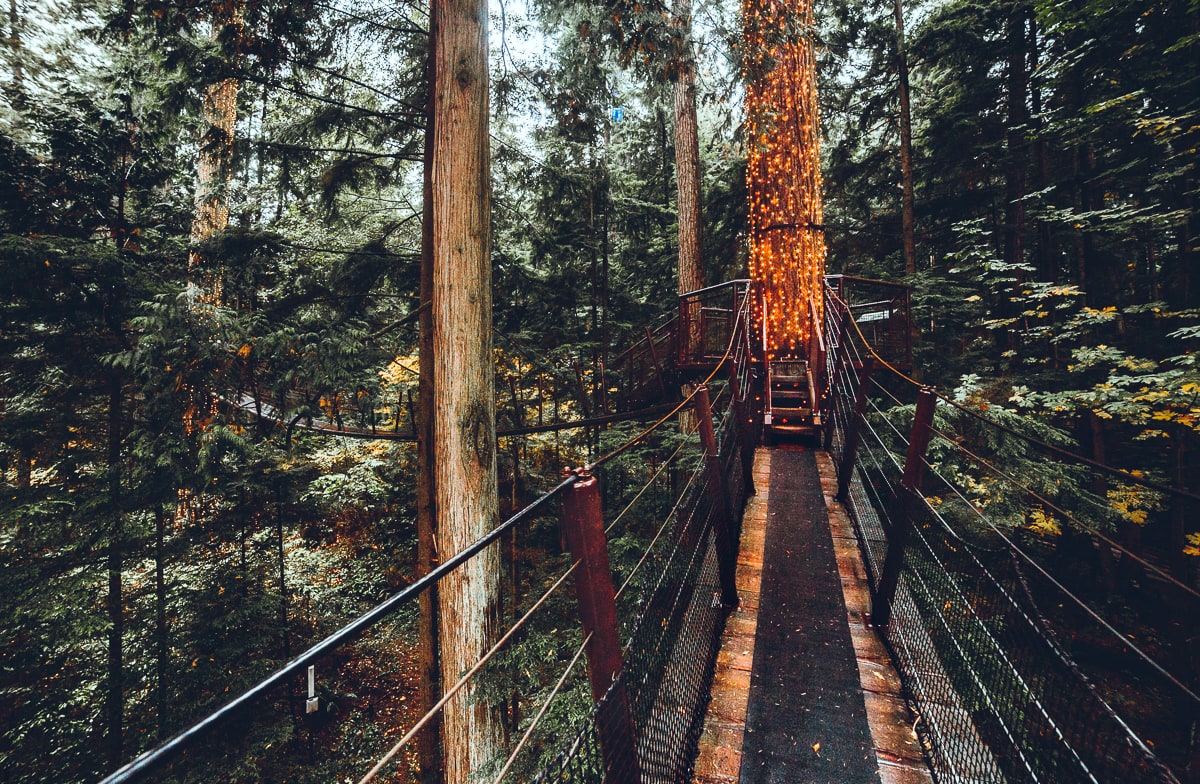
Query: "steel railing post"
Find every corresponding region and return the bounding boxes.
[835,357,875,502]
[695,386,739,607]
[560,472,640,781]
[873,386,936,627]
[822,306,851,450]
[725,351,755,499]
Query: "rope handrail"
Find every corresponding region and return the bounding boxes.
[828,281,1196,782]
[361,392,721,781]
[605,437,692,535]
[918,451,1200,705]
[225,392,680,441]
[936,393,1200,504]
[358,557,585,784]
[492,633,593,784]
[108,282,758,784]
[616,455,705,602]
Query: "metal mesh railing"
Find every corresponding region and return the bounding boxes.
[531,444,734,784]
[823,285,1197,784]
[97,282,760,784]
[531,294,758,783]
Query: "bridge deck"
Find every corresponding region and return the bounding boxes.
[694,447,933,784]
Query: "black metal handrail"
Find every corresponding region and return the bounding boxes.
[99,475,579,784]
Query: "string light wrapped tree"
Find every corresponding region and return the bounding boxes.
[743,0,826,359]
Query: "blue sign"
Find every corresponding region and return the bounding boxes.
[611,107,625,123]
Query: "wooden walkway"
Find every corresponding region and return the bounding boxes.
[693,447,933,784]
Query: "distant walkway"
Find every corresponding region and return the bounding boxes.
[694,447,932,784]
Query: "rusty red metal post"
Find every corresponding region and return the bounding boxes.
[694,386,739,607]
[874,386,937,627]
[835,357,875,502]
[560,472,640,781]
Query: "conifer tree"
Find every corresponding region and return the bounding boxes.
[431,0,503,778]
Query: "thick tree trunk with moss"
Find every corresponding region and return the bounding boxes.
[673,0,703,296]
[431,0,503,777]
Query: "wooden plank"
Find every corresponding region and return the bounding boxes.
[815,451,935,783]
[692,449,772,783]
[694,448,935,784]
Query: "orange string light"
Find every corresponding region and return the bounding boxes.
[743,0,825,359]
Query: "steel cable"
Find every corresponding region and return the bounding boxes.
[492,633,593,784]
[923,424,1200,601]
[357,557,582,783]
[916,434,1200,703]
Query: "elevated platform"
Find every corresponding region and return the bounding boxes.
[694,447,932,784]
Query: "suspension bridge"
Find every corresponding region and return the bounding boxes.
[100,277,1198,784]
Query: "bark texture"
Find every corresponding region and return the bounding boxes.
[673,0,704,296]
[189,4,243,304]
[431,0,503,777]
[892,0,916,276]
[105,376,124,771]
[417,13,444,780]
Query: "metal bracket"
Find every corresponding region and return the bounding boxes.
[306,665,319,714]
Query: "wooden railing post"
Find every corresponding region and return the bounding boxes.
[835,357,875,502]
[695,386,739,607]
[873,386,937,627]
[560,472,640,781]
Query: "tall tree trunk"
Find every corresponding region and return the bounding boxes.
[1029,15,1054,282]
[7,0,22,93]
[275,488,291,660]
[892,0,916,276]
[189,3,243,304]
[1181,204,1196,308]
[1169,437,1191,579]
[155,504,168,740]
[673,0,704,296]
[105,376,124,772]
[1143,228,1158,302]
[15,446,30,489]
[417,14,443,781]
[431,0,503,777]
[1088,411,1118,598]
[1004,2,1029,275]
[658,107,672,217]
